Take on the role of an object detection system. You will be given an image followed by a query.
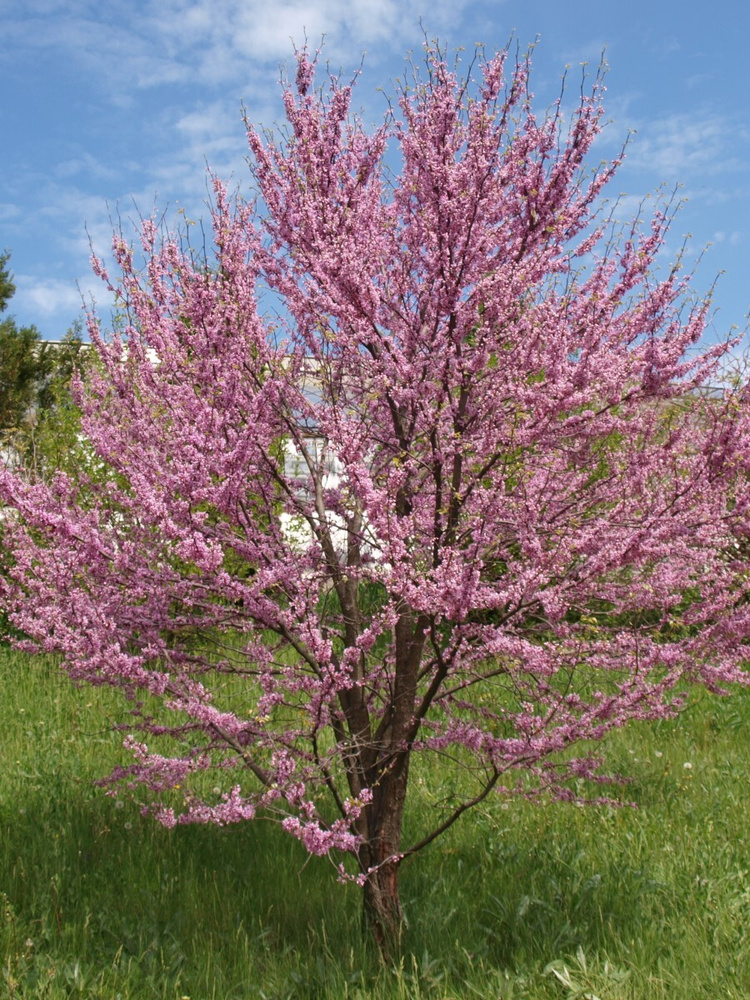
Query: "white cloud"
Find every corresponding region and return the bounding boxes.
[599,191,654,224]
[711,230,743,247]
[661,36,681,56]
[0,203,21,222]
[173,101,246,167]
[556,38,609,69]
[3,0,481,98]
[14,274,112,319]
[176,102,235,139]
[54,153,122,182]
[624,109,745,180]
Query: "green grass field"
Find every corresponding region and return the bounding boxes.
[1,646,749,999]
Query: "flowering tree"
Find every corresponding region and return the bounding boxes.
[2,45,749,950]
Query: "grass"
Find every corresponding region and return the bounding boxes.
[1,646,749,999]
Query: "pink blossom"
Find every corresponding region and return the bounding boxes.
[1,42,749,941]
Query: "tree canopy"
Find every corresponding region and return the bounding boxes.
[1,45,749,951]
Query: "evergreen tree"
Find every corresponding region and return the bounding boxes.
[0,253,85,472]
[0,252,44,440]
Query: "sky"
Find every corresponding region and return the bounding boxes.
[2,0,749,356]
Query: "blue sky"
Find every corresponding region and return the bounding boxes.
[2,0,749,356]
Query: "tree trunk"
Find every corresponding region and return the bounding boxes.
[356,608,425,957]
[362,852,404,958]
[359,762,409,958]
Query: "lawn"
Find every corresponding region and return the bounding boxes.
[1,646,749,999]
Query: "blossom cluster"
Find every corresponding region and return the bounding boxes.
[1,45,748,893]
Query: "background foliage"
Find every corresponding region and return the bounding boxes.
[0,251,86,477]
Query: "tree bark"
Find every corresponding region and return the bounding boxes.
[362,852,404,957]
[359,762,410,958]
